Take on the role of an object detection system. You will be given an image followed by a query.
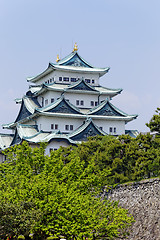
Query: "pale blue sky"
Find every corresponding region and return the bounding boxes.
[0,0,160,132]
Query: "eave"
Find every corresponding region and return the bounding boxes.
[32,111,137,122]
[49,64,110,77]
[27,66,53,83]
[0,133,14,150]
[30,82,122,98]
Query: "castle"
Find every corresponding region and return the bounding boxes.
[0,44,138,161]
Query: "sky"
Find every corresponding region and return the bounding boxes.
[0,0,160,133]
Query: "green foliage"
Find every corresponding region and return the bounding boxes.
[58,133,160,186]
[146,107,160,133]
[2,108,160,239]
[0,141,134,240]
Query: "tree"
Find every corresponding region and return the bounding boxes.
[0,141,134,240]
[146,107,160,134]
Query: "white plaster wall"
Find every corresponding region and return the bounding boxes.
[35,72,55,85]
[36,115,125,135]
[93,119,125,135]
[37,115,84,132]
[37,91,110,109]
[37,91,61,106]
[64,92,99,109]
[54,70,99,86]
[27,140,70,155]
[35,69,100,86]
[45,140,70,155]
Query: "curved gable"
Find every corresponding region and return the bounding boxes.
[10,129,22,146]
[61,52,92,68]
[68,79,97,92]
[89,101,126,116]
[15,100,32,123]
[42,98,82,115]
[70,120,105,141]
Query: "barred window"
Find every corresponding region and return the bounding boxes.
[63,77,69,82]
[109,127,113,133]
[85,79,90,83]
[65,125,69,130]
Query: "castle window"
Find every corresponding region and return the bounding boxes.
[114,127,116,133]
[59,77,62,81]
[45,99,48,105]
[65,125,69,130]
[50,148,53,153]
[95,101,98,106]
[70,125,73,130]
[80,100,84,106]
[76,100,79,105]
[99,127,103,130]
[85,79,90,83]
[51,98,54,103]
[51,124,58,130]
[63,77,69,82]
[92,79,95,84]
[71,78,76,82]
[109,127,113,133]
[91,101,94,106]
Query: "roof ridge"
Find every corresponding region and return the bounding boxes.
[51,51,94,68]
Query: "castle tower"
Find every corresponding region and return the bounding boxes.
[0,45,138,160]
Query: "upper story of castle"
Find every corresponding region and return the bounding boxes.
[27,43,110,87]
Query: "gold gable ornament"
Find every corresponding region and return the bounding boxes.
[56,54,60,63]
[73,43,78,52]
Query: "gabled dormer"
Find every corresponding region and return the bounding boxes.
[36,96,82,115]
[67,78,98,92]
[68,118,106,141]
[88,99,128,116]
[15,96,40,123]
[88,99,138,123]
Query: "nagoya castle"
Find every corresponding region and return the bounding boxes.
[0,44,138,161]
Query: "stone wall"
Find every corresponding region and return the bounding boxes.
[106,178,160,240]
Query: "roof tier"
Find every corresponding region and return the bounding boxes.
[0,119,107,150]
[3,95,137,131]
[27,51,110,83]
[27,80,122,98]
